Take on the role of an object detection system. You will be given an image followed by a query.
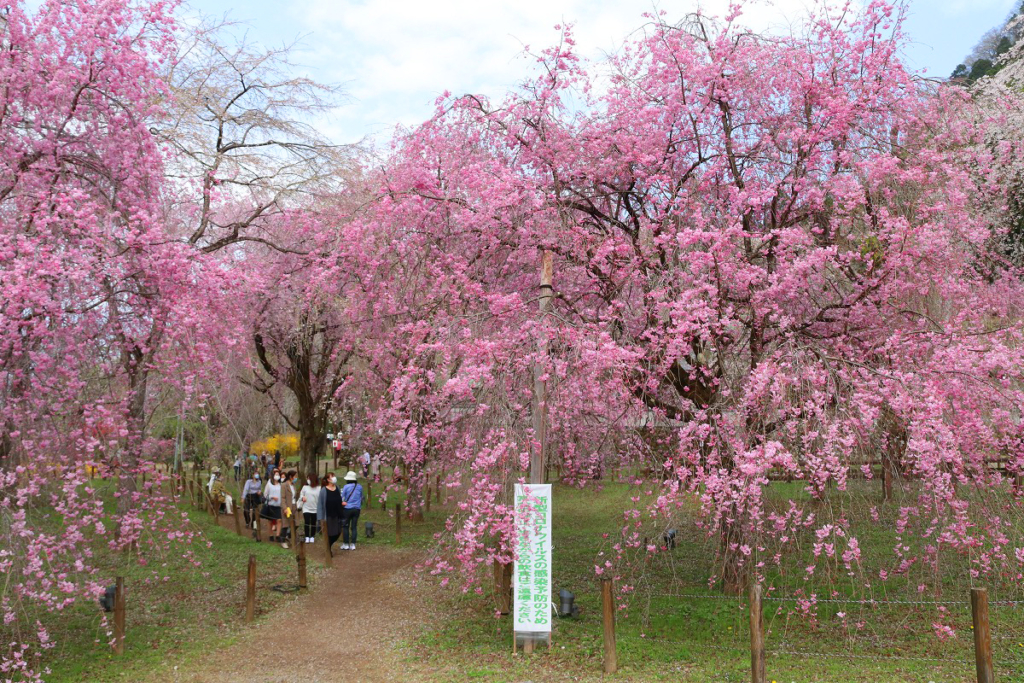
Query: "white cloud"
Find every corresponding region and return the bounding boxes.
[291,0,816,143]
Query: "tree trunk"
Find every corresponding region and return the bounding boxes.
[405,460,425,522]
[116,360,148,540]
[298,411,325,481]
[721,523,747,596]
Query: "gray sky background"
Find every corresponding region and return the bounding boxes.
[190,0,1019,144]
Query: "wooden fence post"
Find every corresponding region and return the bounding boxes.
[367,482,372,509]
[493,559,511,615]
[322,520,333,567]
[882,457,893,501]
[297,535,308,590]
[187,480,195,507]
[112,576,125,655]
[971,588,994,683]
[425,485,431,513]
[436,474,441,503]
[289,509,298,554]
[749,584,766,683]
[395,502,402,545]
[233,504,242,536]
[602,578,617,674]
[206,489,217,520]
[245,554,256,622]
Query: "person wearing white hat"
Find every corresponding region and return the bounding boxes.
[339,471,363,550]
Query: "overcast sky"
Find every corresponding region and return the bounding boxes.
[191,0,1019,144]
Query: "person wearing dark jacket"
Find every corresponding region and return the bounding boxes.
[317,473,343,555]
[241,471,263,540]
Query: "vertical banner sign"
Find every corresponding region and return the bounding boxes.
[513,484,552,635]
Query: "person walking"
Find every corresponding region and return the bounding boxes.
[262,469,283,542]
[241,471,262,539]
[339,471,363,551]
[317,472,343,555]
[360,451,371,478]
[279,470,297,549]
[233,454,243,481]
[298,473,321,544]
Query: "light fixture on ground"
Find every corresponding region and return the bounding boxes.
[557,588,580,618]
[663,528,677,550]
[364,521,375,538]
[99,585,116,612]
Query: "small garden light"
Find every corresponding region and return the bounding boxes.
[663,528,677,550]
[557,588,580,618]
[365,521,375,538]
[98,585,117,612]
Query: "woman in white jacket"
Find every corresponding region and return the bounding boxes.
[297,473,321,544]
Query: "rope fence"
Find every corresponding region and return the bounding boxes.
[600,579,1016,682]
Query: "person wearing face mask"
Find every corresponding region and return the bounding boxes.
[241,471,263,540]
[278,470,297,549]
[262,468,283,542]
[298,473,321,544]
[316,472,343,555]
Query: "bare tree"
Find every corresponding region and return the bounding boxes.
[155,17,357,253]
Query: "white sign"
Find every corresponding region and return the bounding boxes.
[513,483,552,633]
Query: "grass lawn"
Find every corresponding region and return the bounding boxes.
[19,469,1024,682]
[38,495,319,683]
[401,481,1024,683]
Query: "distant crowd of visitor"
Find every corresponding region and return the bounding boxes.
[205,448,380,555]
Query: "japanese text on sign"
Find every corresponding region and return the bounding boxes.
[513,483,552,633]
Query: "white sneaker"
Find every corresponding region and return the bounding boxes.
[349,544,356,550]
[341,543,350,550]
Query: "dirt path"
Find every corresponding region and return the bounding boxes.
[162,542,430,683]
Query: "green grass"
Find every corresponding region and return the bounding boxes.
[39,498,318,683]
[402,482,1024,683]
[20,470,1024,682]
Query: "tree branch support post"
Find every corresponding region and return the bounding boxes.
[289,509,298,554]
[395,502,402,545]
[971,588,994,683]
[233,503,242,536]
[112,576,125,655]
[322,520,332,567]
[602,578,617,674]
[493,559,511,615]
[297,532,308,591]
[749,583,766,683]
[245,554,256,622]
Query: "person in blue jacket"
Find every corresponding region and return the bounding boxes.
[339,471,362,550]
